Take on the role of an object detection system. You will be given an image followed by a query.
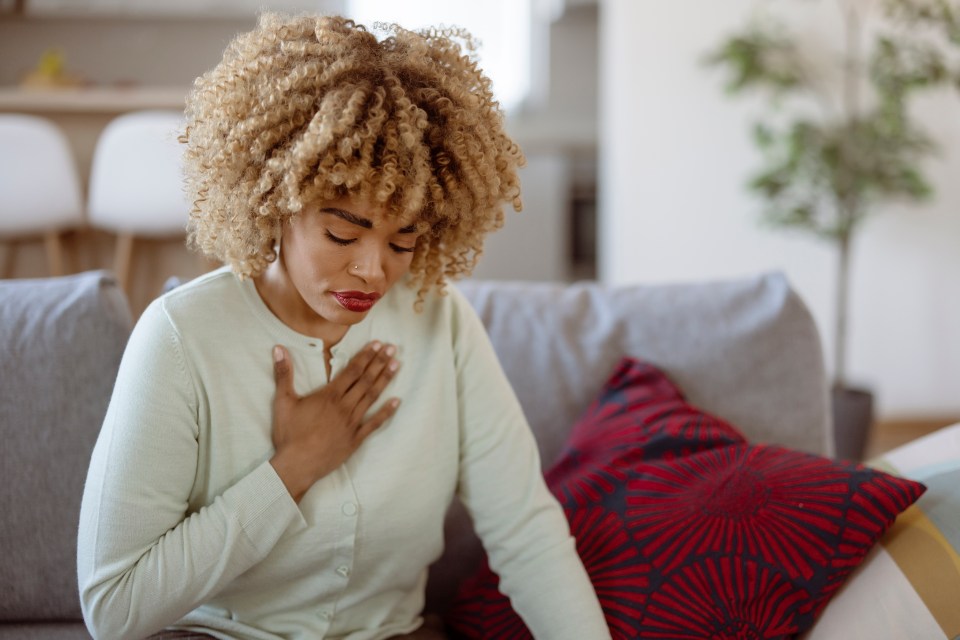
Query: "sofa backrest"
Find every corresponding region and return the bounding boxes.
[456,272,832,463]
[0,271,132,622]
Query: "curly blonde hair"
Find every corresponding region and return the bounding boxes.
[181,12,525,300]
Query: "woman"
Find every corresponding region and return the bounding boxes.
[77,13,610,640]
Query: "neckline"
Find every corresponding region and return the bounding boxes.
[236,274,373,357]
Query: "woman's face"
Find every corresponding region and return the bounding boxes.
[274,195,420,338]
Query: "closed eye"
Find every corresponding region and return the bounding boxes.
[325,231,355,246]
[390,243,415,254]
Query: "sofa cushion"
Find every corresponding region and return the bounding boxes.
[0,271,132,621]
[445,358,925,639]
[805,422,960,639]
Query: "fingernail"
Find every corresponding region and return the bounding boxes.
[390,398,401,408]
[370,341,382,352]
[384,344,396,357]
[388,360,399,372]
[273,345,283,362]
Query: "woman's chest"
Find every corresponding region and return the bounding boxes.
[190,336,462,520]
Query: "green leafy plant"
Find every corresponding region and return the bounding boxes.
[706,0,960,387]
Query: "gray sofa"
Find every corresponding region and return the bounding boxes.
[1,272,131,639]
[0,269,830,638]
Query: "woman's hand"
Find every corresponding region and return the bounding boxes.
[269,341,401,502]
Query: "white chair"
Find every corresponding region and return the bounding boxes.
[0,114,85,278]
[87,110,191,292]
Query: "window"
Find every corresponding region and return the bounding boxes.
[345,0,534,112]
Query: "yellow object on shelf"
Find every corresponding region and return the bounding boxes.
[20,48,87,89]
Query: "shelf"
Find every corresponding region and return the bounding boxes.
[0,86,188,113]
[3,0,343,20]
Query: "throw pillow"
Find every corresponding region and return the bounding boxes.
[445,358,926,640]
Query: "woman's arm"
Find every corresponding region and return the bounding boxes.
[77,300,301,639]
[450,291,611,640]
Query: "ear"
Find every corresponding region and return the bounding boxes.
[271,221,285,255]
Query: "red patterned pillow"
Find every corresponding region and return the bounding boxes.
[446,358,926,640]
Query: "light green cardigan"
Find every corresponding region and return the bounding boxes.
[77,267,609,640]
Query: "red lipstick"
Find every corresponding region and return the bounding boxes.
[332,291,381,312]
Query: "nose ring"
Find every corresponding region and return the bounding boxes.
[351,264,360,271]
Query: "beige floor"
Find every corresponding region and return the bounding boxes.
[864,417,960,460]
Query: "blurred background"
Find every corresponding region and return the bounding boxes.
[0,0,957,450]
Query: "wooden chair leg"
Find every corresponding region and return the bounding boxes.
[113,232,135,293]
[43,231,65,276]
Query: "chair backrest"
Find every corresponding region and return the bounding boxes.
[87,110,190,236]
[0,114,84,236]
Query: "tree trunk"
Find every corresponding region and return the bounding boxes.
[835,229,851,388]
[834,0,862,390]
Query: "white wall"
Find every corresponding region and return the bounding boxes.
[599,0,960,419]
[474,4,599,282]
[472,153,571,281]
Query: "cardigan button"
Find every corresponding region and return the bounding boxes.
[341,502,358,516]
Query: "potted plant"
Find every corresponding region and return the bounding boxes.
[706,0,960,459]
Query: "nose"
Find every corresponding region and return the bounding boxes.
[349,247,387,286]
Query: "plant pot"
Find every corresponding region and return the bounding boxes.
[832,385,874,461]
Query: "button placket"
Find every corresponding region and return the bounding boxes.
[298,338,331,390]
[330,470,360,610]
[307,467,359,634]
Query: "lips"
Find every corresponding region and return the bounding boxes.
[332,291,381,313]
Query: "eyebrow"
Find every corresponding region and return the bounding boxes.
[321,207,418,234]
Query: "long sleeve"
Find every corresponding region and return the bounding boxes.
[451,292,611,640]
[76,299,302,640]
